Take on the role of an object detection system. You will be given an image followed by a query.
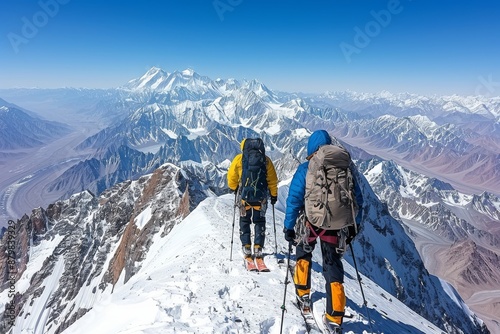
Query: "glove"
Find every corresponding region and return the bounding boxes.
[232,186,239,194]
[270,195,277,205]
[283,228,296,244]
[346,224,358,245]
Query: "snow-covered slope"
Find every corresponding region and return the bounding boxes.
[0,164,488,334]
[59,195,447,334]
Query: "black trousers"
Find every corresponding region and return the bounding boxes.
[239,207,266,247]
[294,234,345,320]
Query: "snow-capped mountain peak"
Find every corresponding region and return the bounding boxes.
[121,67,281,105]
[181,68,195,77]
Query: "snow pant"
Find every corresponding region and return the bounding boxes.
[293,229,346,325]
[239,207,266,248]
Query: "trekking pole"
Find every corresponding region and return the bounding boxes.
[230,192,237,261]
[272,204,278,256]
[350,243,375,333]
[279,243,293,334]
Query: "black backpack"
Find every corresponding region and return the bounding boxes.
[240,138,268,203]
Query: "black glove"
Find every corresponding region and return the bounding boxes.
[270,195,277,205]
[283,228,296,244]
[346,224,358,245]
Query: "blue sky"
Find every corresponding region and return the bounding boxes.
[1,0,500,96]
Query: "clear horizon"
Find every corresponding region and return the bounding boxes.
[1,0,500,97]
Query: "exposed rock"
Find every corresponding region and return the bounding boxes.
[0,163,207,333]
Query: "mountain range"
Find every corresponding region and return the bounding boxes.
[0,67,499,333]
[0,100,70,151]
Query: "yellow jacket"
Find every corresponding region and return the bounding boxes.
[227,140,278,198]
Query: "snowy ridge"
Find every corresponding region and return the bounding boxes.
[1,189,448,334]
[63,194,447,334]
[0,163,489,334]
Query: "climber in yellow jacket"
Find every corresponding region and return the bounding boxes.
[227,138,278,259]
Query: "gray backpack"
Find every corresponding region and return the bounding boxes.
[304,145,356,230]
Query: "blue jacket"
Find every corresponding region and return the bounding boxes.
[283,130,364,230]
